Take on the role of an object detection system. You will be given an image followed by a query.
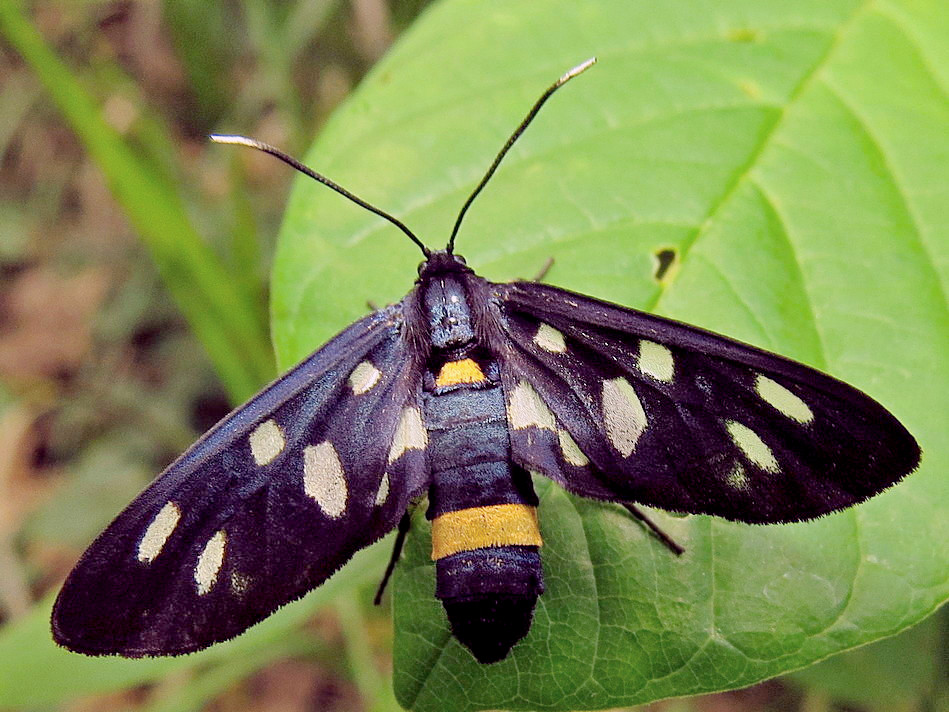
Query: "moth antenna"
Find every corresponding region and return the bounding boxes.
[210,134,431,257]
[446,57,596,254]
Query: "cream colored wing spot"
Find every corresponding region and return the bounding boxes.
[375,471,390,506]
[508,380,556,431]
[637,340,674,382]
[388,407,427,463]
[558,428,589,466]
[349,361,382,395]
[726,463,750,490]
[303,442,348,518]
[755,374,813,423]
[249,418,285,466]
[726,420,780,473]
[137,501,181,563]
[602,377,647,457]
[195,530,226,595]
[533,323,566,353]
[230,571,251,596]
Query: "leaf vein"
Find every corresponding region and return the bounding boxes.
[820,77,949,318]
[649,0,873,321]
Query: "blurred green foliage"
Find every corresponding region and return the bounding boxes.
[0,1,946,711]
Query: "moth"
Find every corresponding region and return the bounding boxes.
[52,58,920,664]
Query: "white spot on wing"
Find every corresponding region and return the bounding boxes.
[375,471,390,506]
[637,340,674,382]
[349,361,382,395]
[534,323,566,353]
[303,442,348,517]
[558,428,589,466]
[137,501,181,563]
[726,420,779,473]
[231,571,250,596]
[726,463,750,489]
[195,530,226,595]
[602,377,647,456]
[388,407,427,463]
[755,374,813,423]
[508,380,556,430]
[249,419,285,465]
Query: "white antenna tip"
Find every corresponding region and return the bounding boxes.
[209,134,253,146]
[560,57,597,84]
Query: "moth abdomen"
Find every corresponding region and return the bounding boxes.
[429,502,544,664]
[423,353,544,662]
[437,547,543,664]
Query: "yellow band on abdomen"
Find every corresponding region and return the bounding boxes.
[430,503,542,560]
[435,358,486,387]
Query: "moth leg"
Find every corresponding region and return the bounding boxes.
[373,512,412,605]
[367,299,379,311]
[531,257,555,283]
[622,504,685,556]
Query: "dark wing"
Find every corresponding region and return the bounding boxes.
[52,304,428,656]
[492,281,920,523]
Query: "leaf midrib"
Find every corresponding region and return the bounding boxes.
[647,1,878,369]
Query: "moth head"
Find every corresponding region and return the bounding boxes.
[417,250,471,280]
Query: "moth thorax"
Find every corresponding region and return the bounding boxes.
[423,274,476,350]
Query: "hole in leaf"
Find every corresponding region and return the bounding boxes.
[652,247,677,282]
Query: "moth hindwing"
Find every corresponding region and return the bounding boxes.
[53,58,918,664]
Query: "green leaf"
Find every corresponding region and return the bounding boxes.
[784,612,942,709]
[272,0,948,709]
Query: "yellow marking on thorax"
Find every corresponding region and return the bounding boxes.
[431,503,542,560]
[436,358,486,387]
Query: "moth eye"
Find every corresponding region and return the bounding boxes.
[725,420,780,474]
[303,442,348,518]
[195,530,227,596]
